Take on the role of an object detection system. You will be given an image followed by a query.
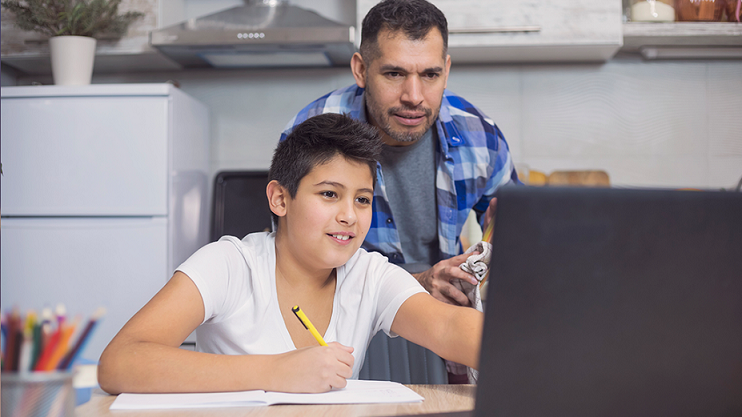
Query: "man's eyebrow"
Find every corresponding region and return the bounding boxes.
[379,64,407,73]
[378,64,443,73]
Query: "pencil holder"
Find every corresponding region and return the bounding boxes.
[1,371,75,417]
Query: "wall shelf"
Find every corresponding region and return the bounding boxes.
[622,22,742,53]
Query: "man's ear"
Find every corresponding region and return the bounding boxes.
[266,180,288,218]
[350,52,367,89]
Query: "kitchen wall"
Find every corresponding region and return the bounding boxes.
[3,0,739,190]
[7,57,738,191]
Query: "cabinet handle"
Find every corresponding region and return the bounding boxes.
[449,26,541,34]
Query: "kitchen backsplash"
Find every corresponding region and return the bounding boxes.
[4,57,741,190]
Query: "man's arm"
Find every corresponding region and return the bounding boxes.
[390,292,483,369]
[97,272,354,394]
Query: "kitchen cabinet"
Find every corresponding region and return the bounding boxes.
[357,0,624,63]
[0,83,209,362]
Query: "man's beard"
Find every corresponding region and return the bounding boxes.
[365,87,436,144]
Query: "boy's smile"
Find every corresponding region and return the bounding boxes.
[277,154,375,273]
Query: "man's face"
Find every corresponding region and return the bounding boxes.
[354,28,451,146]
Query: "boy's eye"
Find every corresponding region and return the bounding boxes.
[356,196,372,205]
[321,191,337,198]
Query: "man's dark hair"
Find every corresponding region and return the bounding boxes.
[269,113,382,223]
[359,0,448,63]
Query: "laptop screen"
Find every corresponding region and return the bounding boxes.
[476,187,742,416]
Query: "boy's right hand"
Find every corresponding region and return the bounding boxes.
[270,342,354,393]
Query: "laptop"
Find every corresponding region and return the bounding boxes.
[408,187,742,417]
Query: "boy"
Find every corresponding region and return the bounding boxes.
[98,113,482,395]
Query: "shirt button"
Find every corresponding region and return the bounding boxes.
[386,218,393,224]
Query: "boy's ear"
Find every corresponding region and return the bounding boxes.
[266,180,288,218]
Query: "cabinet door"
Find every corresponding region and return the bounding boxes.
[0,96,168,216]
[0,217,169,362]
[357,0,622,62]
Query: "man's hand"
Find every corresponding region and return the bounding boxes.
[413,252,479,306]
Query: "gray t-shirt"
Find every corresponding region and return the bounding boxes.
[378,128,439,269]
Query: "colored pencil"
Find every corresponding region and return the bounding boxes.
[3,308,20,372]
[33,324,62,372]
[59,307,106,370]
[35,307,53,367]
[55,303,66,327]
[18,332,33,374]
[1,312,7,340]
[43,319,78,371]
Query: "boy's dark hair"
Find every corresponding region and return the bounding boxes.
[360,0,448,63]
[269,113,382,223]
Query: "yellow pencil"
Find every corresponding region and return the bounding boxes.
[291,306,328,346]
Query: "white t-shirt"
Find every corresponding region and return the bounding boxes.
[176,232,427,378]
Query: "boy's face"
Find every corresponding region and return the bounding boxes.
[282,155,375,270]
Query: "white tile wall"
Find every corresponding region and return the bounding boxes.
[707,63,742,158]
[445,60,741,189]
[445,65,523,161]
[176,68,355,171]
[11,59,742,191]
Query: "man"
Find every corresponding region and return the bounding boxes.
[281,0,518,307]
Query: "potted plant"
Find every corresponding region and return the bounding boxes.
[1,0,143,85]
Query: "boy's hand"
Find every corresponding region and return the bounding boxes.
[271,342,354,393]
[413,253,478,306]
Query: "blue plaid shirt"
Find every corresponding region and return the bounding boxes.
[281,85,518,264]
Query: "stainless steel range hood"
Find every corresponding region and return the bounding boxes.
[150,0,356,69]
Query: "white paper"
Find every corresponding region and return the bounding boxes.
[110,379,424,410]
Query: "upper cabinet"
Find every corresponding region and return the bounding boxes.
[356,0,624,63]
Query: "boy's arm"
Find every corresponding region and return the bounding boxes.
[390,293,483,369]
[97,272,354,394]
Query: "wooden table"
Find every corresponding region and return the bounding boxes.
[76,384,475,417]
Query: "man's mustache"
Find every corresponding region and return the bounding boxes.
[387,106,432,117]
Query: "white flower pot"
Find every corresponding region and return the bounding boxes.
[49,36,97,86]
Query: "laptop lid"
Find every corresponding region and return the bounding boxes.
[476,187,742,417]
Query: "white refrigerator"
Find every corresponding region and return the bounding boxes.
[1,84,210,362]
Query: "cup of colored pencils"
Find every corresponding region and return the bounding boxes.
[1,305,105,417]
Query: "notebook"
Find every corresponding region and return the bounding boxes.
[110,379,423,410]
[402,187,742,417]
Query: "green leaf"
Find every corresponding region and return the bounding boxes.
[1,0,143,38]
